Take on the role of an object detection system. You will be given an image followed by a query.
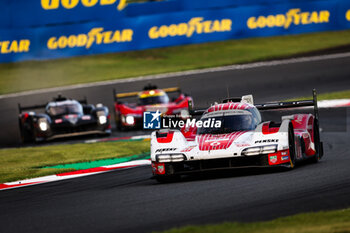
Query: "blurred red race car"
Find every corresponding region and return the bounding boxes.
[113,84,193,130]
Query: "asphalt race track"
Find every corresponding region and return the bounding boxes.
[0,115,349,233]
[1,53,350,147]
[0,54,350,233]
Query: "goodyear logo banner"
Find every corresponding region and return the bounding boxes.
[0,0,349,63]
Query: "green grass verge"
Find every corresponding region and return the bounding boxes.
[286,89,350,101]
[0,140,150,183]
[43,153,150,170]
[158,208,350,233]
[1,30,350,95]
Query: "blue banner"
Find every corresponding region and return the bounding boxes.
[0,0,349,63]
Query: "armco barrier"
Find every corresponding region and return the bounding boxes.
[0,0,350,63]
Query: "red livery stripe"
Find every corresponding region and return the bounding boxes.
[197,131,247,151]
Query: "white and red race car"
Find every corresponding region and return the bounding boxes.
[151,90,323,182]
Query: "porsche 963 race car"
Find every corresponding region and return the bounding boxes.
[18,95,111,142]
[151,90,323,182]
[113,84,193,130]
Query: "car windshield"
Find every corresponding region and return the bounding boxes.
[197,112,257,135]
[139,95,169,106]
[47,102,83,116]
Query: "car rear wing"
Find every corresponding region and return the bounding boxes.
[188,99,206,116]
[255,89,319,121]
[189,89,319,120]
[18,96,88,114]
[18,103,47,113]
[113,87,181,102]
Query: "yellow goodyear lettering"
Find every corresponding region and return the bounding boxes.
[19,40,31,52]
[347,10,350,21]
[148,17,232,39]
[61,0,79,9]
[77,34,88,46]
[221,19,232,31]
[41,0,60,10]
[82,0,98,7]
[116,0,126,10]
[247,17,258,29]
[103,31,113,44]
[58,36,68,48]
[100,0,116,5]
[47,27,133,50]
[47,37,58,49]
[41,0,126,11]
[121,29,133,42]
[0,39,30,54]
[1,41,10,54]
[247,8,330,30]
[319,11,330,23]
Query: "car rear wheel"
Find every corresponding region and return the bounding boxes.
[19,120,35,144]
[311,119,322,163]
[116,115,129,131]
[287,124,296,169]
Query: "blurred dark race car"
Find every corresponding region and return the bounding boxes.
[18,95,111,142]
[113,84,193,130]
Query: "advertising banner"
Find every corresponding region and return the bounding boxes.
[0,0,349,63]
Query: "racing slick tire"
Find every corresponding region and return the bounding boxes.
[287,124,296,169]
[311,119,322,163]
[19,120,35,144]
[115,117,122,131]
[115,113,126,131]
[19,129,32,144]
[116,117,128,132]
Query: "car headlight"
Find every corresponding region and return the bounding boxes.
[38,118,49,131]
[243,147,261,156]
[96,111,107,125]
[242,145,277,156]
[125,115,135,125]
[98,115,107,125]
[262,145,277,154]
[157,155,171,163]
[156,154,185,163]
